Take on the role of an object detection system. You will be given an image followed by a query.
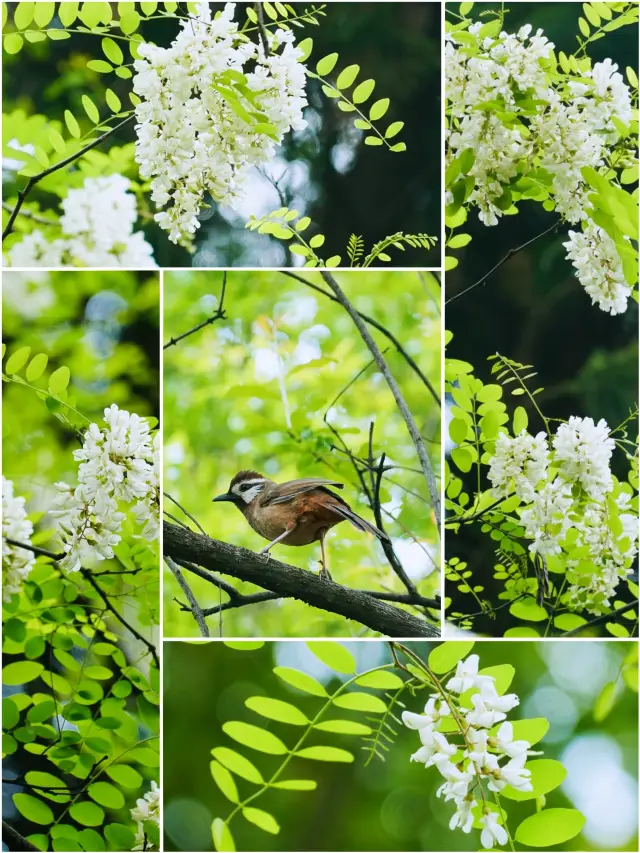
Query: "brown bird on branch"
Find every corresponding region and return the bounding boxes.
[213,470,389,580]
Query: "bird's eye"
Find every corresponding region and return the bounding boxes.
[239,483,253,492]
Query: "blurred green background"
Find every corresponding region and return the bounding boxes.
[162,269,440,637]
[444,2,639,631]
[163,639,639,852]
[2,1,441,267]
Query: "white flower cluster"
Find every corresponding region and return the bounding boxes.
[4,175,156,268]
[446,21,634,313]
[133,1,308,249]
[2,478,36,601]
[563,222,632,315]
[50,406,159,572]
[487,417,637,612]
[403,654,535,849]
[131,781,160,851]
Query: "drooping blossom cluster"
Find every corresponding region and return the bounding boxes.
[131,781,160,851]
[132,1,308,249]
[563,222,632,315]
[2,478,36,600]
[446,20,635,313]
[403,654,536,849]
[488,417,637,612]
[50,406,159,572]
[4,174,156,268]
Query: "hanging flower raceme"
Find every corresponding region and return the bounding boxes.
[131,781,160,851]
[403,654,538,849]
[485,416,637,612]
[563,223,633,315]
[4,174,156,268]
[2,477,36,601]
[50,406,159,572]
[132,1,308,249]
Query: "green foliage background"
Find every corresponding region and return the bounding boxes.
[2,271,160,852]
[163,639,639,852]
[2,1,441,267]
[444,2,639,634]
[163,269,440,637]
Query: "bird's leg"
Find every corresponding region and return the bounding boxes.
[258,524,295,557]
[318,530,332,581]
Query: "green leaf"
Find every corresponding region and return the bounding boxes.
[245,696,308,725]
[510,599,548,622]
[272,779,317,790]
[364,136,383,146]
[307,641,356,674]
[369,98,389,120]
[385,121,404,139]
[33,2,55,26]
[593,681,616,721]
[104,825,135,851]
[212,818,235,852]
[3,661,44,685]
[513,405,528,434]
[336,64,359,89]
[13,794,53,826]
[316,53,338,76]
[87,782,124,809]
[59,2,80,27]
[86,60,113,74]
[211,761,239,803]
[6,346,32,375]
[333,693,387,713]
[429,641,475,674]
[479,664,515,695]
[502,759,566,801]
[222,721,287,755]
[83,665,112,680]
[273,666,327,697]
[101,37,124,65]
[507,718,549,746]
[515,808,586,847]
[223,641,264,650]
[119,10,140,34]
[297,37,313,62]
[211,747,264,784]
[105,764,142,788]
[315,719,372,735]
[25,353,48,382]
[295,745,354,762]
[105,88,122,113]
[4,33,24,54]
[242,808,279,834]
[354,670,404,689]
[48,366,71,397]
[352,79,375,104]
[69,801,105,827]
[81,95,100,124]
[14,2,35,29]
[64,110,80,139]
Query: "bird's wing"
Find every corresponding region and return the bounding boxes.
[262,478,344,506]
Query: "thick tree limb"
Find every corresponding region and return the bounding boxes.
[2,115,135,241]
[319,270,441,531]
[163,521,439,637]
[2,820,40,852]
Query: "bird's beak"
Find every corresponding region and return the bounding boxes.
[213,492,240,504]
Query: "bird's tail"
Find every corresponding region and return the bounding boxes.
[328,503,390,542]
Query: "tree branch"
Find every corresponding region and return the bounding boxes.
[2,820,40,852]
[164,556,210,637]
[163,521,439,637]
[562,600,638,637]
[163,272,227,349]
[281,270,440,407]
[445,217,562,306]
[319,270,441,532]
[2,114,136,241]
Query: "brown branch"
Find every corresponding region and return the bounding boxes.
[163,521,439,637]
[2,820,40,852]
[281,270,440,407]
[2,114,136,241]
[319,270,441,532]
[164,556,210,637]
[562,600,638,637]
[163,272,227,349]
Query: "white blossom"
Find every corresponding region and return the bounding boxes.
[2,478,36,600]
[4,175,156,268]
[403,654,535,849]
[520,478,575,557]
[564,223,631,315]
[480,810,509,849]
[553,416,615,501]
[132,2,308,249]
[132,781,160,851]
[488,430,550,501]
[50,406,159,571]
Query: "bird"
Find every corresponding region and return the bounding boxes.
[213,470,389,581]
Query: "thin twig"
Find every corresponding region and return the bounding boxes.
[562,600,638,637]
[255,1,271,55]
[445,217,562,305]
[320,271,441,533]
[281,270,440,407]
[163,492,208,536]
[163,272,227,349]
[1,201,57,226]
[164,556,210,637]
[2,115,135,241]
